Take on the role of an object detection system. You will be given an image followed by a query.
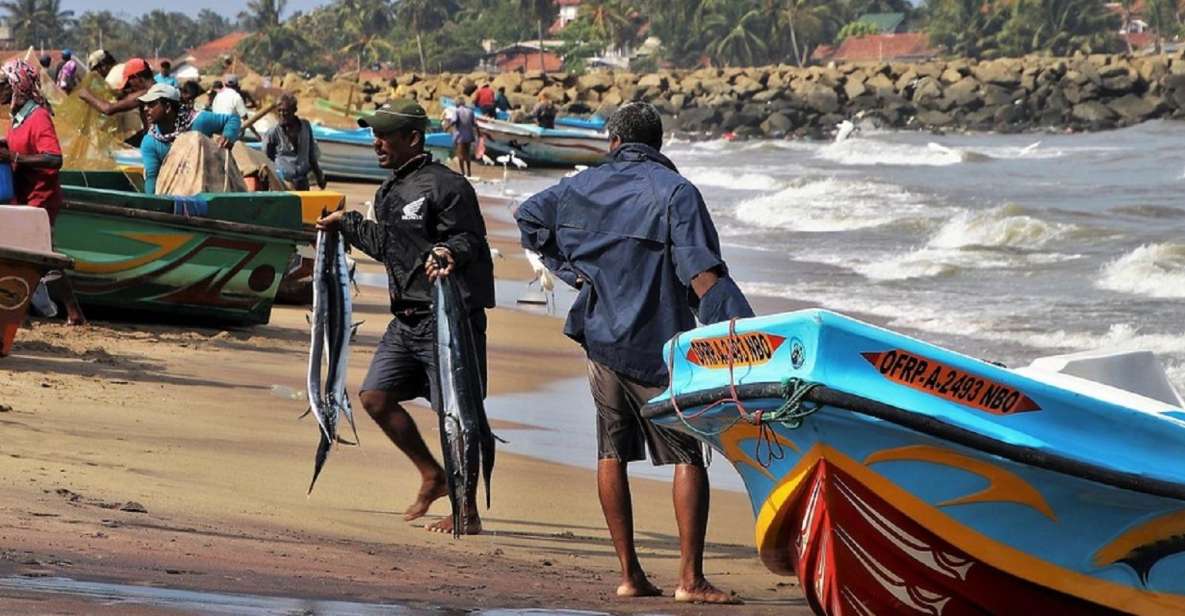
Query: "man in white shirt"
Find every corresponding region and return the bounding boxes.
[211,75,248,120]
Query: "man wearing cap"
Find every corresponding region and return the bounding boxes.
[138,83,241,194]
[211,75,248,120]
[315,100,495,535]
[86,50,116,83]
[78,57,155,145]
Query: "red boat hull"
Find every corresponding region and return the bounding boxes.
[770,459,1121,615]
[0,260,42,357]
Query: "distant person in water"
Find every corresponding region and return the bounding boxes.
[516,102,752,605]
[532,93,556,129]
[265,93,326,190]
[137,83,241,194]
[0,59,86,325]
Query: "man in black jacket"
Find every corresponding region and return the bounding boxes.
[317,100,495,535]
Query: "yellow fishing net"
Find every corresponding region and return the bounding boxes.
[51,72,131,171]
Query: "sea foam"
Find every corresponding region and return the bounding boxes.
[683,168,786,191]
[1097,243,1185,299]
[734,178,931,233]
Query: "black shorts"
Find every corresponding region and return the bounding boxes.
[587,360,704,467]
[360,310,487,403]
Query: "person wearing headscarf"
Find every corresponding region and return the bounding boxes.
[137,83,241,194]
[0,59,86,325]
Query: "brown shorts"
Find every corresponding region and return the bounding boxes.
[587,360,704,467]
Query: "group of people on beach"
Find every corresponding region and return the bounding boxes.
[317,98,751,605]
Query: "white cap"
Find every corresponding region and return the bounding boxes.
[137,83,180,103]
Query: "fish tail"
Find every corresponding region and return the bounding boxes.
[307,430,333,495]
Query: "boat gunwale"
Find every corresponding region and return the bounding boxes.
[643,382,1185,502]
[61,199,315,243]
[0,246,73,270]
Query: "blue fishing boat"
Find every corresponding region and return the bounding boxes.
[309,125,453,182]
[441,96,606,131]
[476,116,609,168]
[643,309,1185,615]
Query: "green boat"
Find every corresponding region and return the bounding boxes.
[56,171,313,325]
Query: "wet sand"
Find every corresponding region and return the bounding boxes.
[0,185,811,615]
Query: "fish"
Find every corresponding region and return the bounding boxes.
[305,221,355,495]
[430,256,496,537]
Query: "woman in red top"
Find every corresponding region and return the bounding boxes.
[0,59,85,325]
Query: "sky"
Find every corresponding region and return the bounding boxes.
[59,0,331,19]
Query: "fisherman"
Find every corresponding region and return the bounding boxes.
[77,57,155,146]
[179,80,205,110]
[515,102,752,604]
[155,60,178,88]
[87,50,117,84]
[211,75,248,120]
[450,96,479,178]
[532,92,556,129]
[0,59,86,325]
[473,82,496,117]
[54,49,80,93]
[265,93,326,191]
[494,87,511,114]
[315,100,495,535]
[137,83,241,194]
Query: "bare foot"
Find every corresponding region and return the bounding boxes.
[616,576,663,597]
[403,477,447,521]
[426,514,482,535]
[675,579,742,604]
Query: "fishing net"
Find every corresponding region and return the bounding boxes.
[154,132,247,196]
[52,73,132,171]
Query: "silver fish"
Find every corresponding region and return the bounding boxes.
[307,228,344,494]
[431,258,496,537]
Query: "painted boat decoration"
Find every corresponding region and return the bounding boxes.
[0,206,73,356]
[475,116,609,168]
[56,171,315,324]
[643,309,1185,615]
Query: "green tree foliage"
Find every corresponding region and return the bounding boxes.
[837,20,882,42]
[1,0,74,48]
[927,0,1123,59]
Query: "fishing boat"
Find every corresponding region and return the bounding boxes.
[55,170,314,324]
[308,125,454,182]
[441,96,606,131]
[0,206,72,356]
[476,116,609,167]
[643,309,1185,615]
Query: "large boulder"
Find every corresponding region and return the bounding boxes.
[802,83,839,114]
[733,75,765,97]
[915,110,954,127]
[1101,69,1136,94]
[1108,94,1162,122]
[946,77,981,107]
[577,72,614,92]
[492,72,523,92]
[679,106,721,132]
[1071,100,1117,124]
[520,79,546,96]
[972,60,1021,87]
[911,76,943,104]
[843,75,868,100]
[866,72,896,96]
[637,73,667,89]
[760,112,795,137]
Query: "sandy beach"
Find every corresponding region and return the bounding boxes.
[0,182,811,615]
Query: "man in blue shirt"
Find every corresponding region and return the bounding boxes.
[516,102,752,604]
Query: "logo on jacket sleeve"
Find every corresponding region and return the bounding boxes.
[401,197,426,221]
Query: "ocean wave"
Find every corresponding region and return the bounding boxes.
[817,139,965,167]
[928,204,1075,250]
[684,168,786,191]
[1019,323,1185,356]
[733,177,933,233]
[1109,204,1185,220]
[1097,243,1185,299]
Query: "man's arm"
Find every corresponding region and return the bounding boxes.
[78,89,142,116]
[514,183,582,287]
[140,139,162,195]
[669,184,754,323]
[319,209,385,261]
[433,182,487,270]
[264,126,278,161]
[308,122,326,188]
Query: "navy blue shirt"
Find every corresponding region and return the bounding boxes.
[516,143,751,386]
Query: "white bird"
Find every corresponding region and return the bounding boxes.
[481,154,496,166]
[521,249,557,313]
[835,120,857,143]
[364,200,376,222]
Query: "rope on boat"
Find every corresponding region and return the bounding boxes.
[667,319,821,468]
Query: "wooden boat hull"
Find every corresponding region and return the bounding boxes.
[311,126,452,182]
[57,172,312,324]
[0,206,72,356]
[644,309,1185,615]
[476,117,609,167]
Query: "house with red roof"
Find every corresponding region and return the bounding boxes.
[172,32,251,81]
[813,32,937,64]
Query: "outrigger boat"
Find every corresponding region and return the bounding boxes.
[55,171,316,324]
[475,116,609,168]
[644,309,1185,615]
[0,206,72,356]
[306,125,453,182]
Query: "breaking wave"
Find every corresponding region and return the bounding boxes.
[1097,243,1185,299]
[734,178,933,233]
[817,139,965,167]
[928,205,1075,250]
[683,168,786,192]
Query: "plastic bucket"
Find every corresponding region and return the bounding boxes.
[0,164,13,203]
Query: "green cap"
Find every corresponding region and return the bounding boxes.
[358,99,428,133]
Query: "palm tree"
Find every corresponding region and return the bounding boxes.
[336,0,395,76]
[518,0,558,71]
[705,4,768,67]
[2,0,73,48]
[75,10,125,51]
[397,0,450,74]
[138,10,198,60]
[240,0,287,30]
[195,9,233,44]
[39,0,73,46]
[768,0,830,67]
[581,0,636,51]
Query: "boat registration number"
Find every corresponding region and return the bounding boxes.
[687,332,785,369]
[862,349,1040,415]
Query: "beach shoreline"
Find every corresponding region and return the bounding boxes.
[0,189,810,615]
